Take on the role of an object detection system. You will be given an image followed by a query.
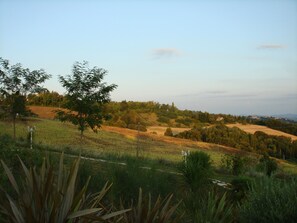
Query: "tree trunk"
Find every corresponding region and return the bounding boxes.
[79,114,84,141]
[13,115,16,140]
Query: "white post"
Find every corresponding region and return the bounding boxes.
[28,126,35,149]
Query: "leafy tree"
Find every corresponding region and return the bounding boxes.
[164,127,173,136]
[56,61,117,138]
[121,110,138,127]
[27,91,65,107]
[221,154,247,175]
[0,58,50,139]
[259,154,278,176]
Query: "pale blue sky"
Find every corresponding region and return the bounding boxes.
[1,0,296,115]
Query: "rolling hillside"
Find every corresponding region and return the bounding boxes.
[227,123,297,141]
[29,105,297,140]
[0,106,291,174]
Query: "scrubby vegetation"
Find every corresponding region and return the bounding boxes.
[175,124,297,160]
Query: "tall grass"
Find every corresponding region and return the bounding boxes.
[239,177,297,223]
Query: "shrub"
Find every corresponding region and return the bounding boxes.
[157,116,170,124]
[232,155,245,175]
[180,151,213,193]
[259,154,278,176]
[164,127,173,136]
[220,154,252,176]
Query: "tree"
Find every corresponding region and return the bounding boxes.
[259,154,278,176]
[56,61,117,138]
[0,58,50,139]
[164,127,173,136]
[180,151,213,193]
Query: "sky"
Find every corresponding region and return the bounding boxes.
[0,0,296,116]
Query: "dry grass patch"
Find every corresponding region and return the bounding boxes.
[28,106,63,119]
[147,126,191,135]
[102,126,249,156]
[227,123,297,140]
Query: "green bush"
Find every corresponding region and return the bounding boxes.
[180,151,213,193]
[220,154,253,176]
[259,154,278,176]
[157,116,170,124]
[239,177,297,223]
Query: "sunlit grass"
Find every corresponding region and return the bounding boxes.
[0,118,296,174]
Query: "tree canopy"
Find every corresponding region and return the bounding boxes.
[0,57,50,139]
[0,58,50,96]
[56,61,117,138]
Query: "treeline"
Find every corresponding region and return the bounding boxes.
[175,124,297,160]
[27,91,66,107]
[252,118,297,136]
[27,92,297,136]
[102,101,249,130]
[27,92,248,125]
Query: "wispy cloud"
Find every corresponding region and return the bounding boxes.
[152,48,181,58]
[257,44,286,49]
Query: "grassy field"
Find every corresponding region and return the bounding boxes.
[2,106,297,175]
[1,117,297,175]
[0,118,227,164]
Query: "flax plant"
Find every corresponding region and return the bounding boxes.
[119,188,182,223]
[0,153,129,223]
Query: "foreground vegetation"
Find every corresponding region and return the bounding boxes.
[1,135,297,222]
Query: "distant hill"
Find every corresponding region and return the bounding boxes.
[273,114,297,122]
